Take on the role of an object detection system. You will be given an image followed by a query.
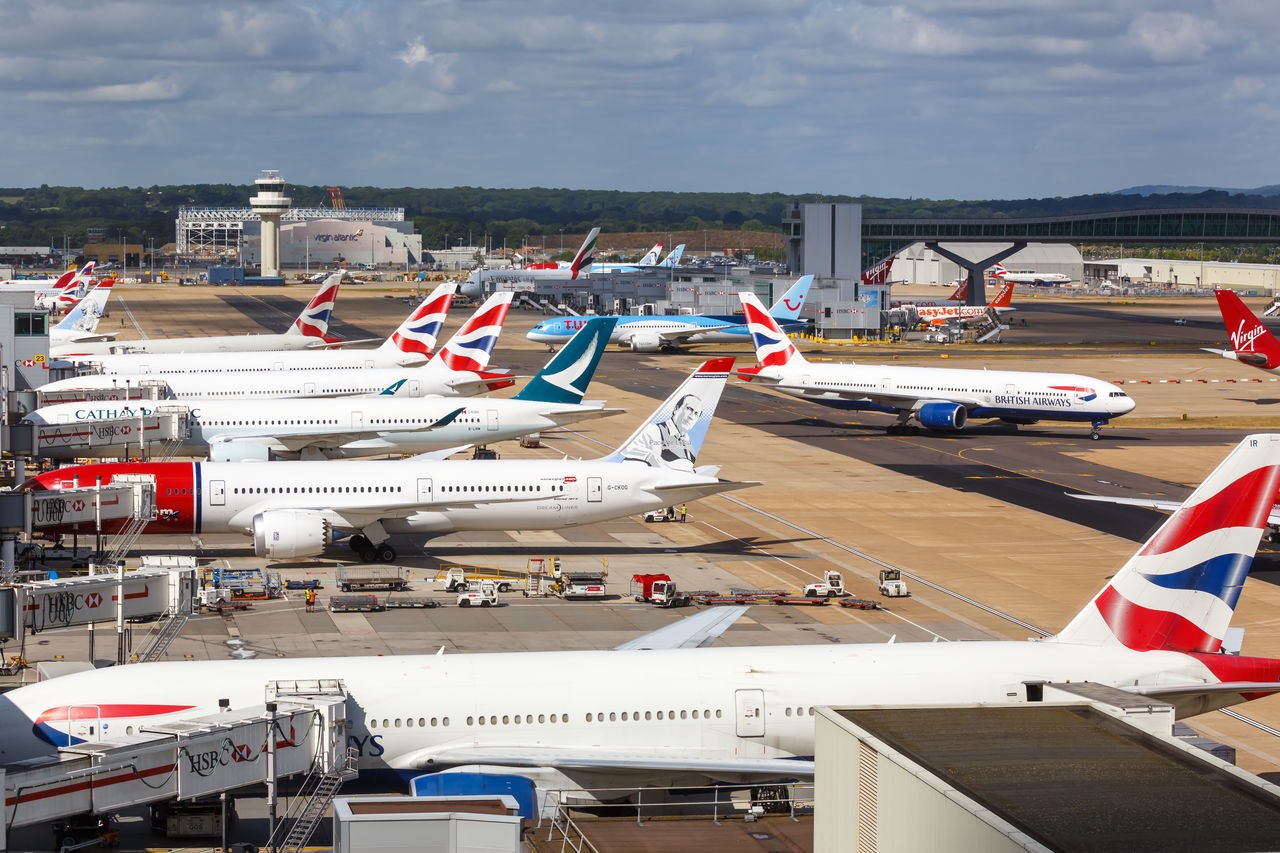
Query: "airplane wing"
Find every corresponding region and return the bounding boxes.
[209,408,468,454]
[655,323,737,343]
[1067,492,1280,527]
[400,746,813,778]
[613,605,749,651]
[767,382,984,412]
[643,480,760,502]
[540,406,626,425]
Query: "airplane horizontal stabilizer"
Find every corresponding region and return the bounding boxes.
[613,605,748,651]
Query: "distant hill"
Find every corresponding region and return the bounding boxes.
[1114,184,1280,197]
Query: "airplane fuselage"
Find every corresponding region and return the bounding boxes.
[53,332,328,358]
[528,315,804,346]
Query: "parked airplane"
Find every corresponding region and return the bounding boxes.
[900,281,1015,327]
[22,357,749,563]
[47,280,115,347]
[37,288,516,400]
[737,291,1134,438]
[1205,289,1280,373]
[60,285,511,378]
[990,262,1071,286]
[32,262,97,311]
[28,318,621,461]
[527,275,814,352]
[461,229,603,297]
[51,275,347,358]
[5,435,1279,802]
[656,244,685,268]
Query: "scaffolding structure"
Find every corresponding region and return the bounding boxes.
[176,206,405,258]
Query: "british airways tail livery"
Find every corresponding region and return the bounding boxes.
[382,281,457,357]
[1208,289,1280,372]
[514,317,617,405]
[738,291,1133,439]
[5,436,1279,795]
[286,274,343,341]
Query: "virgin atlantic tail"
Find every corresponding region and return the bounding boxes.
[1209,289,1280,372]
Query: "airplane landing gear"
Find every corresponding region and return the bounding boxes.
[1090,421,1104,441]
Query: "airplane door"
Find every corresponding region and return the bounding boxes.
[272,361,285,371]
[587,477,602,502]
[1005,383,1016,395]
[304,382,316,395]
[352,411,364,430]
[487,410,499,431]
[210,480,226,506]
[417,478,432,502]
[364,359,376,369]
[58,413,70,424]
[66,705,103,744]
[735,689,765,738]
[406,380,421,396]
[139,364,152,374]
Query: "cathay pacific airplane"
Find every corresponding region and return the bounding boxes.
[737,291,1134,439]
[5,434,1279,805]
[27,318,621,461]
[527,275,814,352]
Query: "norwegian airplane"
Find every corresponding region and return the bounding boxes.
[527,275,813,352]
[737,291,1134,439]
[47,280,116,347]
[52,274,346,357]
[990,262,1072,286]
[27,318,621,461]
[22,357,749,563]
[1205,289,1280,373]
[62,285,512,378]
[4,435,1279,801]
[37,287,516,400]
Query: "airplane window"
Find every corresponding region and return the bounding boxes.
[369,719,377,729]
[705,709,712,718]
[502,715,509,725]
[467,716,474,725]
[786,707,792,717]
[586,713,593,722]
[406,718,413,727]
[692,710,699,719]
[382,718,390,727]
[657,711,664,720]
[489,715,497,725]
[562,714,569,723]
[551,713,558,723]
[442,717,449,726]
[621,712,628,721]
[418,718,425,727]
[394,718,401,728]
[538,714,546,724]
[680,710,687,720]
[609,712,617,721]
[644,711,651,721]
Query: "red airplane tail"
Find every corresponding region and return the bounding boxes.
[988,281,1015,309]
[1216,289,1280,370]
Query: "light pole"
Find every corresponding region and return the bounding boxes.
[119,230,125,282]
[559,229,564,253]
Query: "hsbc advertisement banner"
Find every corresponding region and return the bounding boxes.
[176,708,316,799]
[23,573,168,631]
[29,485,139,527]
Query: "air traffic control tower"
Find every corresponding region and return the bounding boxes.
[249,170,291,278]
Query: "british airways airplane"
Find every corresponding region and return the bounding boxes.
[738,291,1134,439]
[4,435,1278,803]
[527,275,813,352]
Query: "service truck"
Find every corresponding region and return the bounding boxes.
[630,573,693,608]
[803,570,847,598]
[554,560,607,600]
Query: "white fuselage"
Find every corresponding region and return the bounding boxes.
[52,332,327,357]
[65,345,422,376]
[25,396,615,460]
[36,366,494,401]
[995,272,1072,285]
[0,641,1218,779]
[753,361,1135,423]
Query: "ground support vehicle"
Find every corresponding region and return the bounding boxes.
[437,566,518,593]
[643,506,682,523]
[329,594,382,612]
[839,598,884,610]
[284,578,322,590]
[878,569,909,597]
[519,433,542,448]
[803,570,846,598]
[384,596,438,609]
[770,596,831,606]
[337,566,408,592]
[458,579,499,607]
[630,573,694,607]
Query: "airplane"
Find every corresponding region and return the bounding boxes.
[37,287,517,400]
[737,291,1135,439]
[526,275,814,352]
[460,228,602,298]
[656,244,685,268]
[895,280,1015,327]
[636,244,664,266]
[50,274,347,357]
[47,280,116,347]
[990,262,1072,287]
[59,285,512,378]
[5,434,1280,803]
[1204,288,1280,373]
[21,357,751,563]
[33,262,97,311]
[26,318,622,461]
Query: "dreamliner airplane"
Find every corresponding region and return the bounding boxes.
[737,291,1134,438]
[27,318,622,461]
[37,287,517,400]
[61,285,512,378]
[46,280,116,347]
[1204,288,1280,374]
[4,434,1280,804]
[22,358,749,563]
[527,275,814,352]
[52,274,346,357]
[990,262,1072,286]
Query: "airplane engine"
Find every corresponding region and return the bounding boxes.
[252,510,330,559]
[628,333,663,353]
[917,402,968,432]
[210,441,271,462]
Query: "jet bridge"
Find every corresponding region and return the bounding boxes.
[29,406,191,459]
[0,696,351,851]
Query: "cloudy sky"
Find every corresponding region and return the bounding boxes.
[1,0,1275,199]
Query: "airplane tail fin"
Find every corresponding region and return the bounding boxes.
[570,228,601,280]
[990,262,1008,277]
[1215,289,1280,370]
[637,244,663,266]
[988,281,1015,309]
[515,317,617,404]
[56,279,114,333]
[657,244,685,268]
[51,268,78,290]
[429,290,513,373]
[288,273,341,338]
[861,254,896,286]
[767,275,814,321]
[602,357,733,470]
[1052,434,1280,653]
[947,281,967,302]
[380,282,457,356]
[738,291,806,372]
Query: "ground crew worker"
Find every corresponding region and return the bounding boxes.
[305,588,316,612]
[680,503,688,523]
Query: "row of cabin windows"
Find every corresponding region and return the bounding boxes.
[363,707,817,731]
[233,485,405,495]
[442,484,560,494]
[186,388,386,396]
[105,365,382,375]
[198,417,472,427]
